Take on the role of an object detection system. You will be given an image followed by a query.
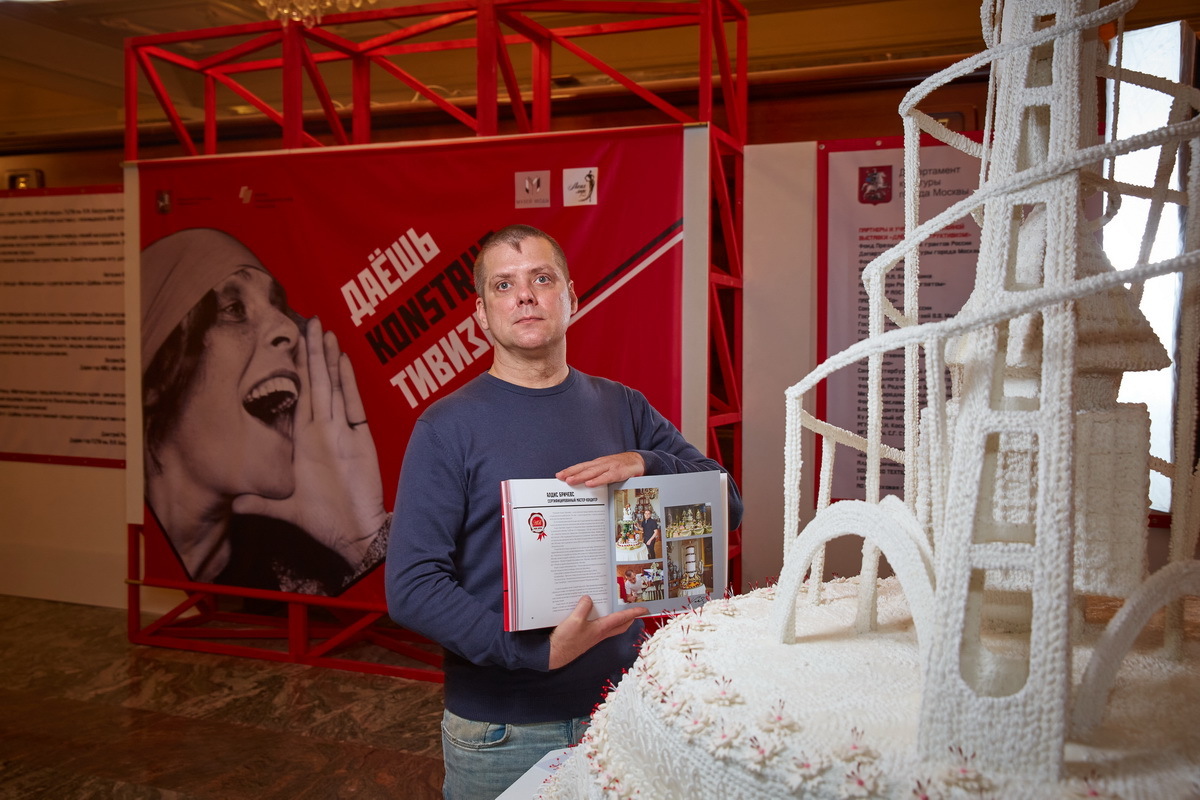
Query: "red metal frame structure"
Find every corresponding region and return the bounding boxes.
[126,0,746,678]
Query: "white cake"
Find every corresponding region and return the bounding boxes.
[616,521,648,563]
[539,0,1200,797]
[541,579,1200,799]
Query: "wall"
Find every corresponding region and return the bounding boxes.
[741,142,818,587]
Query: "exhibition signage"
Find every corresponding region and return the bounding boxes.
[0,186,125,468]
[819,135,981,501]
[132,124,699,602]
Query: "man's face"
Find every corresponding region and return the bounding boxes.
[474,236,577,358]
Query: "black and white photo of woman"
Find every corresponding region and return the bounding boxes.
[141,228,388,595]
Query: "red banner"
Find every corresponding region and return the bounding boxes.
[135,125,691,602]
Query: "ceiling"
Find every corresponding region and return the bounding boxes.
[0,0,1196,153]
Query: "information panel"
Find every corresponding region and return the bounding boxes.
[820,136,981,500]
[0,187,125,467]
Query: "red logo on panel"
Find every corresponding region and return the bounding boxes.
[859,166,892,205]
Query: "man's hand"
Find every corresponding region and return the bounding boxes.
[556,452,645,487]
[549,596,646,670]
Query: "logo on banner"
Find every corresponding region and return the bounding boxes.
[528,512,548,540]
[515,171,551,208]
[859,166,892,205]
[239,186,253,203]
[563,168,598,206]
[155,190,171,214]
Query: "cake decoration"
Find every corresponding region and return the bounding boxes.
[539,0,1199,797]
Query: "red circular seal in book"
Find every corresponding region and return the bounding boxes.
[528,512,548,539]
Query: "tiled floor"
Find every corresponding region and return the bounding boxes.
[0,595,446,799]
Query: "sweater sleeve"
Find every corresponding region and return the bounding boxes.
[626,388,745,531]
[385,420,551,671]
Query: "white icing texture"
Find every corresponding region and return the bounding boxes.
[540,580,1200,800]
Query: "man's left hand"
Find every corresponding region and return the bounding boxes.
[548,596,646,670]
[556,451,645,487]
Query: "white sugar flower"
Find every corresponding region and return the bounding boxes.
[681,708,711,741]
[707,722,742,759]
[787,752,830,793]
[706,598,739,616]
[940,746,991,793]
[704,676,742,705]
[839,762,884,798]
[1064,774,1122,800]
[659,692,687,718]
[794,752,829,778]
[761,699,801,732]
[835,728,879,764]
[745,735,783,772]
[909,778,945,800]
[681,653,711,678]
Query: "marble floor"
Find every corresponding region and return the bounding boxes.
[0,594,446,799]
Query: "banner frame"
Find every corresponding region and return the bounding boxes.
[124,1,746,678]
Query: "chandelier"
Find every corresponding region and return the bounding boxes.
[255,0,377,26]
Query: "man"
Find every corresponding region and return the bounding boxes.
[640,508,661,560]
[386,224,742,800]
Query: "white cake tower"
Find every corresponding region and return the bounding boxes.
[774,0,1200,783]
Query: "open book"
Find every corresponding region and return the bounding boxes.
[500,470,729,631]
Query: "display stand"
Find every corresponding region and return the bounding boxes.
[125,0,747,678]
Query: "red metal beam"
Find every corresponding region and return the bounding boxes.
[135,49,197,156]
[207,71,323,147]
[204,74,217,153]
[476,0,499,135]
[358,10,477,54]
[503,1,697,12]
[195,31,283,71]
[495,28,531,132]
[503,12,693,125]
[123,41,138,162]
[300,38,351,146]
[531,33,551,131]
[369,55,478,130]
[282,23,305,147]
[708,280,741,422]
[352,53,371,143]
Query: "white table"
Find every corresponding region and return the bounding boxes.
[496,748,573,799]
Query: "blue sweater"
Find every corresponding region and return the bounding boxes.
[385,368,743,723]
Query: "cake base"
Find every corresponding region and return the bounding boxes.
[540,579,1200,800]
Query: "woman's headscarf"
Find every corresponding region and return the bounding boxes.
[140,228,271,369]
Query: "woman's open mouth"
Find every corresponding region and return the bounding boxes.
[242,374,299,437]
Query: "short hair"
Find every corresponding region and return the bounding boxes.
[474,224,569,296]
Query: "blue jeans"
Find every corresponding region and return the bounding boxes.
[441,709,589,800]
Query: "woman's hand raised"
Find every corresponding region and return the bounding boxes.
[233,317,387,567]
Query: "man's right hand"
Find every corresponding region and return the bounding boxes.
[548,595,646,670]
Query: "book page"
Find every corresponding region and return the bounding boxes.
[610,472,728,616]
[503,479,613,630]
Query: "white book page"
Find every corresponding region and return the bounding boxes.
[506,479,612,630]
